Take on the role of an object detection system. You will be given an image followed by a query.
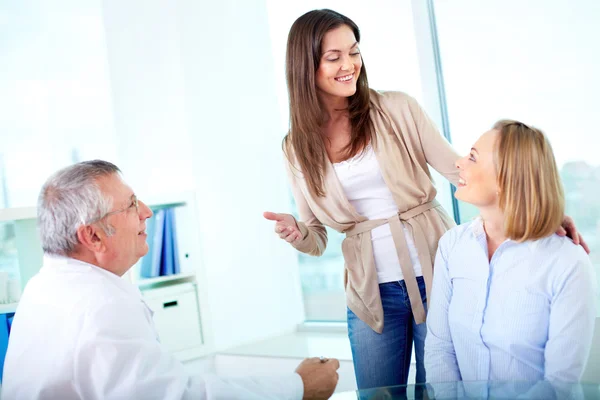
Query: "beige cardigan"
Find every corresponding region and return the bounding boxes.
[285,90,461,333]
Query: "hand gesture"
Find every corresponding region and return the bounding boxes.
[263,212,303,244]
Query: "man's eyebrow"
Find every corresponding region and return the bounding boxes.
[122,193,135,207]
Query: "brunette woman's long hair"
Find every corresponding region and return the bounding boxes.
[283,9,374,197]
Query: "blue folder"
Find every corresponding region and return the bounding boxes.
[159,208,181,276]
[139,208,181,279]
[139,213,157,278]
[170,209,181,275]
[151,209,166,277]
[160,209,174,276]
[0,313,12,383]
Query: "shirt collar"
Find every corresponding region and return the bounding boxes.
[471,216,513,243]
[470,216,540,253]
[471,216,486,240]
[43,253,143,300]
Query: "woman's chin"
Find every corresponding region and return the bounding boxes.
[454,189,474,206]
[332,84,357,98]
[454,188,465,202]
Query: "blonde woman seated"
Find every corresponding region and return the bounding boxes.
[425,120,596,383]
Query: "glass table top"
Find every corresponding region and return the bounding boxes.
[330,381,600,399]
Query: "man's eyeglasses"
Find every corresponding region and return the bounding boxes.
[86,195,139,225]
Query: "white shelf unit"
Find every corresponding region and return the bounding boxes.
[128,192,202,289]
[0,191,213,360]
[0,303,18,314]
[134,191,211,360]
[0,207,37,222]
[136,272,196,288]
[0,207,43,293]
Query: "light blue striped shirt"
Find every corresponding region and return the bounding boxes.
[425,217,597,383]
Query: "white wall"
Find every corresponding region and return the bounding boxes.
[101,0,305,352]
[175,0,305,350]
[0,0,119,208]
[101,1,195,197]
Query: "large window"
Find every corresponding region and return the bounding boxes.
[268,0,600,322]
[434,0,600,308]
[266,0,425,321]
[0,2,118,283]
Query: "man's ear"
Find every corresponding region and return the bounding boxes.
[76,224,106,253]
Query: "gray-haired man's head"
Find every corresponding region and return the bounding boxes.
[37,160,121,255]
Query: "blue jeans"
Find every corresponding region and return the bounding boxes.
[347,277,427,390]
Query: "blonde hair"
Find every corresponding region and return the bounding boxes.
[493,120,564,241]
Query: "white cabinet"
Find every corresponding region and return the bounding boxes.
[0,207,42,294]
[143,282,203,353]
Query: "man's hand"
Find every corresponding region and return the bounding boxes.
[295,357,340,400]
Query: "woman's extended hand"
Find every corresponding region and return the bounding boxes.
[263,211,303,243]
[557,215,590,254]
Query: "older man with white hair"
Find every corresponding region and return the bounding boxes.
[2,160,339,400]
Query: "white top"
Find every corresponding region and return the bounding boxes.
[333,144,422,283]
[2,255,303,400]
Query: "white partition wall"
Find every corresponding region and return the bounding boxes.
[176,0,306,351]
[101,0,305,352]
